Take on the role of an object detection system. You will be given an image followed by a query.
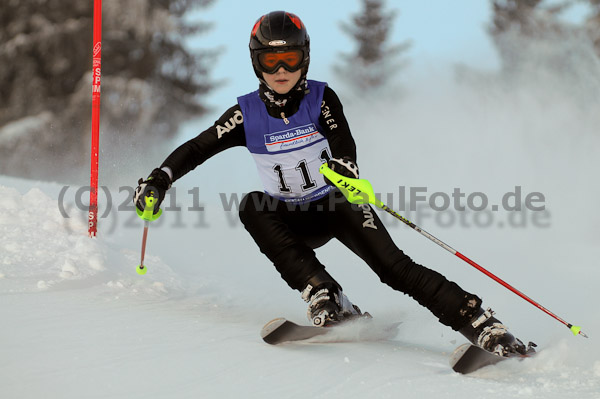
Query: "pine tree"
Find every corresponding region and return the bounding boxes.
[0,0,216,183]
[468,0,600,107]
[490,0,545,38]
[488,0,573,73]
[333,0,410,95]
[587,0,600,55]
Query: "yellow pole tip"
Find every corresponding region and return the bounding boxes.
[136,265,147,275]
[570,325,582,336]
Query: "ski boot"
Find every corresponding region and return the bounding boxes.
[459,308,527,356]
[301,272,367,327]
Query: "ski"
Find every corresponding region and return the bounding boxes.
[450,342,537,374]
[261,318,329,344]
[260,317,401,345]
[262,318,536,374]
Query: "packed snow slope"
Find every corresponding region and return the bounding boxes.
[2,178,599,399]
[2,78,600,398]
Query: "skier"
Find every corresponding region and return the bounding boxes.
[134,11,526,356]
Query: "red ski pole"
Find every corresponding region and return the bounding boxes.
[138,220,150,275]
[136,192,162,275]
[320,164,588,338]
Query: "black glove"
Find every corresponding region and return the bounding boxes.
[133,168,171,214]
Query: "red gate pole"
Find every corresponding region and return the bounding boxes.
[89,0,102,237]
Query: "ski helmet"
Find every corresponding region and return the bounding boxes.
[249,11,310,79]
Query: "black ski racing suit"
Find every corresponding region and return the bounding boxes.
[160,86,481,331]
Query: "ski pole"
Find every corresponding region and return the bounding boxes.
[319,164,588,338]
[136,192,162,275]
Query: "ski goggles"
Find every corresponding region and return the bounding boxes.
[256,49,304,74]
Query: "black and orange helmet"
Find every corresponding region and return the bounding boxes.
[249,11,310,77]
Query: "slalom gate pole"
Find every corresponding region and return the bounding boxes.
[88,0,102,237]
[319,164,588,338]
[136,193,162,275]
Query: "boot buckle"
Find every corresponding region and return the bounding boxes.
[472,307,495,328]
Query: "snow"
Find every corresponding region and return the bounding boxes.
[2,75,600,398]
